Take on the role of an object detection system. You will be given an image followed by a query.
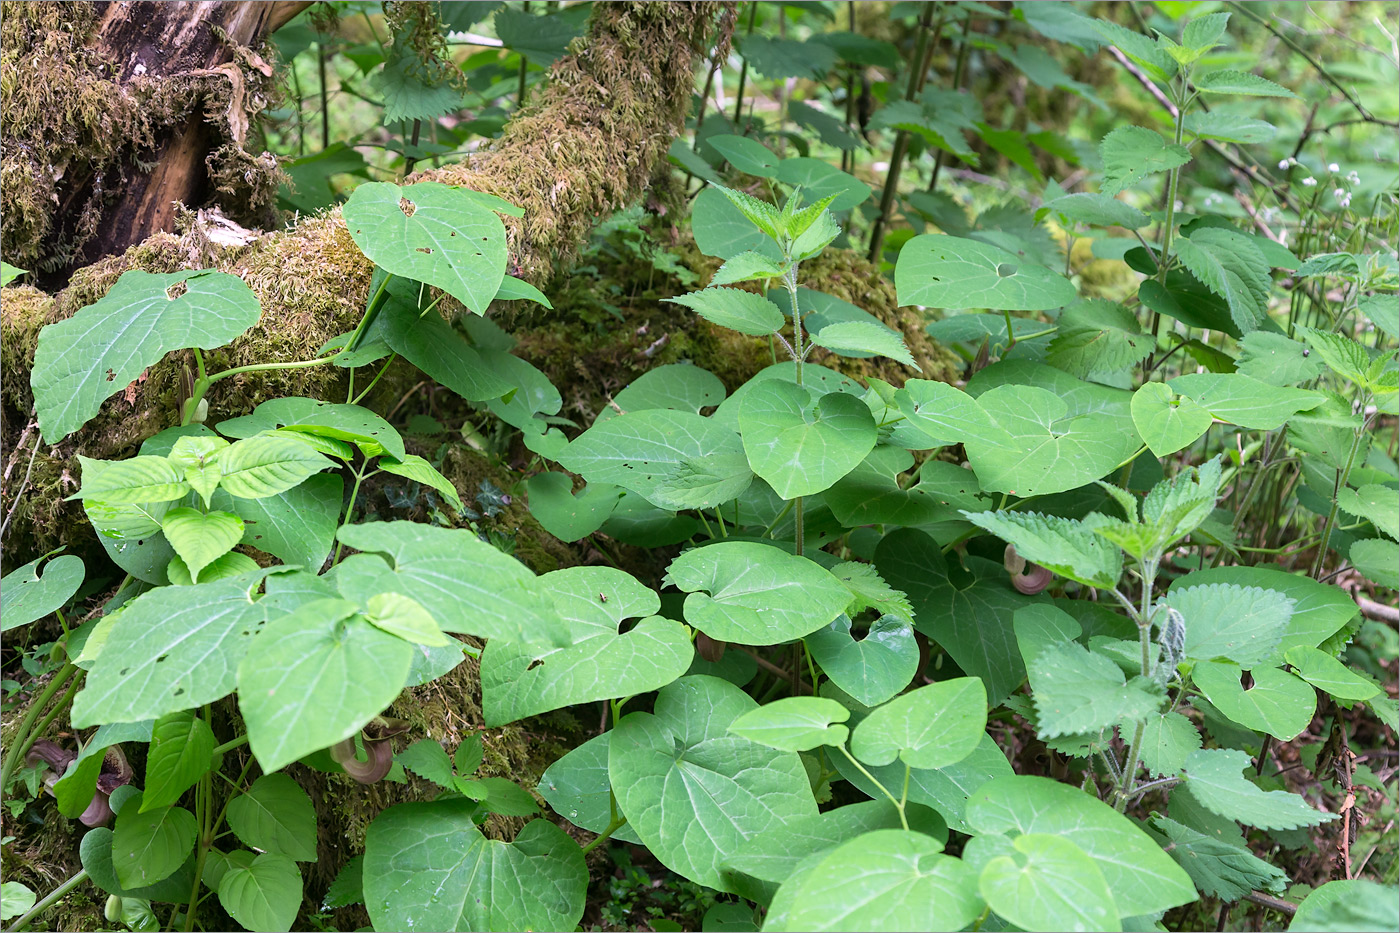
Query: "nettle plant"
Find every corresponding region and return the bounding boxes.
[3,7,1397,933]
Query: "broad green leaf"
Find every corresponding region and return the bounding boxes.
[966,775,1196,917]
[666,287,785,336]
[1169,372,1326,429]
[713,183,785,240]
[1,261,28,286]
[739,380,876,498]
[1089,18,1177,81]
[71,573,271,727]
[218,852,302,933]
[141,711,216,812]
[1174,229,1271,332]
[774,830,981,933]
[962,510,1123,589]
[609,676,816,891]
[1040,192,1149,230]
[480,566,692,725]
[1099,126,1191,196]
[1028,641,1163,738]
[811,321,918,369]
[474,777,539,817]
[373,287,513,401]
[1168,566,1357,666]
[1337,484,1400,540]
[775,158,871,210]
[372,454,462,511]
[524,473,622,542]
[603,364,726,418]
[32,269,261,442]
[1132,382,1214,457]
[168,550,256,587]
[364,591,448,647]
[1013,605,1083,671]
[1359,293,1399,339]
[228,473,342,570]
[217,436,332,499]
[664,541,852,645]
[1,553,84,632]
[895,235,1076,311]
[735,34,838,80]
[729,697,850,752]
[691,187,784,262]
[236,600,413,772]
[80,822,194,903]
[397,739,455,788]
[789,99,864,151]
[0,883,34,923]
[976,833,1120,932]
[1164,583,1294,665]
[876,530,1038,705]
[869,98,978,159]
[160,508,243,583]
[216,397,405,460]
[112,795,197,888]
[1284,646,1381,702]
[806,615,918,707]
[74,455,189,504]
[708,134,780,177]
[1147,815,1287,901]
[1181,748,1336,830]
[827,454,985,527]
[1191,661,1315,740]
[343,182,507,313]
[537,733,643,844]
[1136,711,1202,777]
[1195,70,1297,97]
[851,677,987,769]
[365,804,586,932]
[712,250,789,286]
[893,379,1008,448]
[1350,537,1400,589]
[1288,879,1399,932]
[334,521,561,645]
[1046,299,1152,378]
[225,774,317,862]
[966,384,1139,497]
[1183,111,1277,144]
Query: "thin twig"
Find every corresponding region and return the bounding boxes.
[1,427,42,541]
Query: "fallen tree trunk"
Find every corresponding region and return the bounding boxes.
[0,1,731,562]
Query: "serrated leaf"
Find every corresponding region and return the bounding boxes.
[218,852,302,933]
[664,541,851,646]
[1147,814,1288,901]
[832,562,914,624]
[691,187,784,261]
[974,832,1121,932]
[1192,661,1315,740]
[1350,538,1400,589]
[226,774,317,862]
[1195,69,1297,97]
[1136,711,1202,777]
[1174,228,1271,332]
[712,183,784,240]
[811,321,919,369]
[1100,126,1191,196]
[851,677,987,769]
[896,235,1076,311]
[32,270,261,443]
[806,615,918,707]
[396,739,456,789]
[711,250,788,286]
[141,711,215,812]
[1294,325,1376,388]
[1182,748,1335,830]
[1047,299,1153,378]
[963,509,1124,589]
[1029,641,1163,738]
[666,287,785,336]
[1165,584,1294,665]
[1090,18,1178,81]
[1,553,85,633]
[728,697,850,752]
[739,380,876,498]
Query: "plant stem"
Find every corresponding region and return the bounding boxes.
[579,814,628,856]
[1,663,79,791]
[351,353,399,405]
[926,10,969,193]
[211,734,249,757]
[836,745,907,829]
[1312,411,1371,579]
[332,461,372,565]
[731,2,758,126]
[1116,720,1147,812]
[319,41,330,150]
[4,869,88,933]
[185,771,213,932]
[1154,77,1189,289]
[784,268,806,558]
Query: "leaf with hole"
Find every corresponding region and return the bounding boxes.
[1191,661,1316,740]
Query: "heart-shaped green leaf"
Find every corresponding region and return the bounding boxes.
[974,833,1120,932]
[365,591,450,646]
[896,235,1076,311]
[141,711,216,812]
[218,852,302,933]
[161,508,243,583]
[707,134,780,177]
[851,677,987,768]
[225,774,317,862]
[728,697,851,752]
[1191,661,1315,740]
[525,473,623,542]
[112,794,197,889]
[1131,382,1214,457]
[806,615,919,706]
[1,553,85,633]
[739,379,876,499]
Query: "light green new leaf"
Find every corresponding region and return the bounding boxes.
[225,774,317,862]
[1165,583,1294,665]
[1046,299,1153,378]
[1194,70,1297,97]
[691,187,783,261]
[1337,484,1399,540]
[665,541,852,645]
[708,134,780,178]
[141,711,216,812]
[806,615,919,707]
[169,551,264,587]
[1288,879,1399,933]
[895,235,1076,311]
[1175,228,1271,333]
[375,454,463,511]
[480,566,692,725]
[160,508,243,583]
[71,573,271,727]
[1183,111,1277,145]
[112,796,197,889]
[966,775,1196,917]
[832,562,914,624]
[229,473,342,570]
[976,833,1120,933]
[1284,646,1382,702]
[774,830,981,933]
[364,802,586,932]
[1028,641,1163,738]
[74,455,189,504]
[611,676,815,892]
[365,591,449,647]
[811,321,919,369]
[1182,748,1336,830]
[342,182,507,313]
[665,288,785,336]
[1192,661,1315,740]
[217,436,332,499]
[1132,382,1214,457]
[218,852,302,933]
[712,184,785,240]
[712,250,789,286]
[237,601,413,772]
[32,269,261,442]
[739,380,876,498]
[335,521,561,645]
[1147,815,1287,902]
[216,397,405,460]
[729,697,850,752]
[1,553,84,632]
[962,510,1123,589]
[1136,711,1202,777]
[1089,19,1177,82]
[1169,372,1325,429]
[1,883,34,923]
[851,677,987,769]
[1,261,28,286]
[1099,126,1191,196]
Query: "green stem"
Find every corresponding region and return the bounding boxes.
[1312,411,1371,578]
[345,272,394,352]
[1154,78,1189,289]
[351,353,398,405]
[185,772,213,932]
[783,268,806,558]
[1,663,79,791]
[926,11,968,193]
[579,814,628,856]
[4,869,88,933]
[837,745,907,830]
[1116,720,1147,812]
[731,2,758,126]
[332,462,372,565]
[211,734,249,757]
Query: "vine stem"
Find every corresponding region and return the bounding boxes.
[579,814,628,856]
[1,663,79,791]
[3,869,88,933]
[784,267,806,558]
[836,745,907,830]
[1311,409,1371,579]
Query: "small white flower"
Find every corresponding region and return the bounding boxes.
[1278,159,1290,169]
[1334,188,1346,199]
[1328,162,1340,173]
[1303,176,1317,186]
[1348,171,1361,184]
[1278,228,1288,245]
